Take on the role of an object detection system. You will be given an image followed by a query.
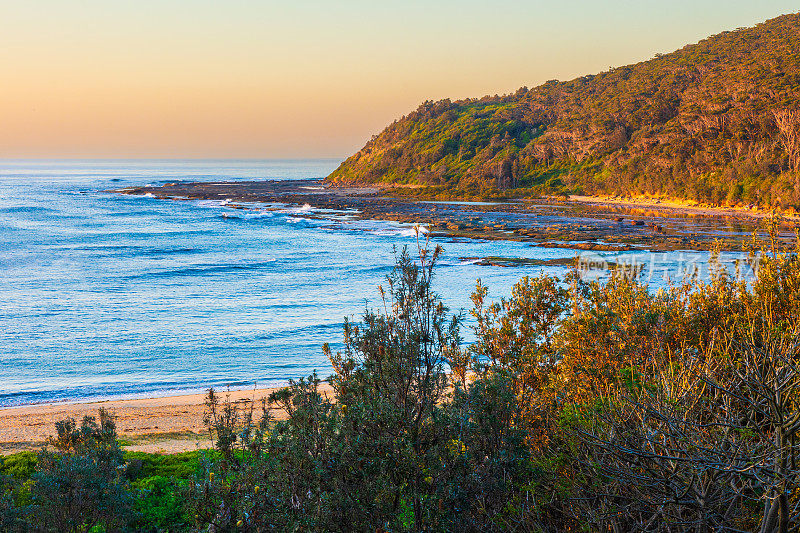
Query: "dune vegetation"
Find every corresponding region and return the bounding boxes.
[2,225,800,531]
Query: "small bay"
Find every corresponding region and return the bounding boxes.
[0,159,741,406]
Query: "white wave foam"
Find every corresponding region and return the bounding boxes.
[196,199,228,208]
[277,203,314,215]
[243,211,275,219]
[393,226,428,237]
[332,219,428,237]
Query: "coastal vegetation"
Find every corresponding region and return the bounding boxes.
[2,225,800,531]
[327,14,800,212]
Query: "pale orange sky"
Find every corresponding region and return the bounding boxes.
[0,1,797,159]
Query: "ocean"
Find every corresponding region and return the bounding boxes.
[0,160,572,406]
[0,159,746,407]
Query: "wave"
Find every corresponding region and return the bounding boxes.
[219,210,276,221]
[217,206,422,237]
[68,244,200,257]
[139,247,201,257]
[0,373,324,408]
[253,322,341,341]
[326,219,429,237]
[373,225,429,237]
[195,199,231,208]
[125,260,279,280]
[0,380,253,408]
[277,203,314,215]
[0,205,60,215]
[284,216,316,225]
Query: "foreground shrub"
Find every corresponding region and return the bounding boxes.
[26,409,133,532]
[0,474,20,532]
[4,229,800,532]
[322,244,458,530]
[132,475,191,532]
[0,452,37,482]
[124,450,203,481]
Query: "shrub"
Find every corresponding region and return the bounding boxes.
[131,475,190,532]
[124,450,203,481]
[25,409,133,533]
[322,244,459,530]
[0,452,37,482]
[7,231,800,531]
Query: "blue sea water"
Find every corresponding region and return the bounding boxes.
[0,160,746,407]
[0,160,568,406]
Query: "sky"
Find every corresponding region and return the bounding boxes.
[0,1,797,159]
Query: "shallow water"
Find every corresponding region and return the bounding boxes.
[0,160,752,406]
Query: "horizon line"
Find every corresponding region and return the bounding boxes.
[0,157,346,162]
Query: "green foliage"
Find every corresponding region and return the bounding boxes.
[436,370,536,530]
[123,450,203,481]
[27,409,133,532]
[131,475,190,532]
[264,374,337,529]
[322,244,459,530]
[0,474,20,532]
[469,275,568,418]
[0,452,37,481]
[187,387,279,531]
[328,13,800,211]
[4,231,800,531]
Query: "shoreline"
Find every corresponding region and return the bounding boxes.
[0,380,291,412]
[4,182,794,455]
[0,383,333,455]
[330,181,800,222]
[113,180,799,252]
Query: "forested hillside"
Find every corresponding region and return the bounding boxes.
[328,13,800,209]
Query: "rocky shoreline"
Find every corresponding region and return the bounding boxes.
[112,179,797,253]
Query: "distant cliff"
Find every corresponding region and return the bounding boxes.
[327,14,800,209]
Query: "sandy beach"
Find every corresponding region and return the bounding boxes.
[567,194,800,223]
[0,383,333,455]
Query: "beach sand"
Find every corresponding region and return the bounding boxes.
[0,383,334,455]
[567,194,800,222]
